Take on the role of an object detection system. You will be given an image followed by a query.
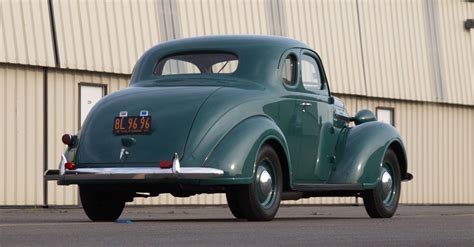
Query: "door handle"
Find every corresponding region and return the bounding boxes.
[300,102,312,112]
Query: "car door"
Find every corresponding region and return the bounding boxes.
[293,50,338,183]
[270,50,303,172]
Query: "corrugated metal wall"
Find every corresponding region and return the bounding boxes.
[355,0,473,105]
[51,0,176,74]
[0,0,55,67]
[41,0,473,105]
[0,64,44,205]
[2,0,472,103]
[435,0,474,105]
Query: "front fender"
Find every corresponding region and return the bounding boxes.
[199,116,290,185]
[329,121,406,188]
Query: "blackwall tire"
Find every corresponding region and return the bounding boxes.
[236,144,283,221]
[226,189,246,219]
[79,185,125,222]
[363,149,401,218]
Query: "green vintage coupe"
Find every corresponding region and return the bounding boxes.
[45,36,412,221]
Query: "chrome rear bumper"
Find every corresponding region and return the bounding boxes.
[44,153,224,184]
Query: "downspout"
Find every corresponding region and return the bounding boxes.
[44,0,60,207]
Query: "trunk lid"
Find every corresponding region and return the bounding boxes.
[76,85,220,166]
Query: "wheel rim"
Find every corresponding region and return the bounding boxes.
[255,160,276,208]
[379,163,397,206]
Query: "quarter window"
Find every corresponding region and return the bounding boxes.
[301,54,322,93]
[282,55,296,86]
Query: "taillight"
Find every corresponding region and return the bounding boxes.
[65,162,76,170]
[62,134,77,146]
[159,160,172,169]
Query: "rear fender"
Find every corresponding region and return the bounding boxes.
[200,116,290,185]
[329,121,407,188]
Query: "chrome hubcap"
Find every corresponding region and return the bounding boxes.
[256,164,275,207]
[380,168,393,202]
[259,168,273,197]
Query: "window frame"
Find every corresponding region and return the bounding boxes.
[280,53,298,88]
[299,50,331,96]
[78,82,107,128]
[153,52,239,76]
[376,107,395,127]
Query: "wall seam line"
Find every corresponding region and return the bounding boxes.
[42,67,48,207]
[355,0,368,96]
[47,0,60,67]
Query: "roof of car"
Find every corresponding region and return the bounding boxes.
[132,35,311,83]
[152,35,310,51]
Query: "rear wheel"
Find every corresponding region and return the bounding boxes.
[226,144,282,221]
[80,185,125,222]
[363,149,401,218]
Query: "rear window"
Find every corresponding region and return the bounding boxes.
[154,53,238,75]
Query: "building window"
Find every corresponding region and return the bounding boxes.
[376,107,394,126]
[79,83,107,127]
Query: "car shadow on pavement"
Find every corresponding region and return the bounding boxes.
[128,216,368,223]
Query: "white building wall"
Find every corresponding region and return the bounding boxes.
[0,64,44,205]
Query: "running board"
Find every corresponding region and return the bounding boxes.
[293,183,364,192]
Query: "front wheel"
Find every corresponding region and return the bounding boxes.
[80,185,125,222]
[363,149,401,218]
[227,144,283,221]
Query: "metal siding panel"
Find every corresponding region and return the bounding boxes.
[46,69,129,205]
[53,0,164,74]
[177,0,270,38]
[0,65,44,205]
[0,0,55,67]
[0,67,6,204]
[436,0,473,105]
[359,0,437,102]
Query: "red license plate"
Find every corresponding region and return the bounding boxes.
[113,116,152,135]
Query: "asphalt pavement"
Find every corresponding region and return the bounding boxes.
[1,205,473,246]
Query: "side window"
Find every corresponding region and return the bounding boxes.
[281,55,297,86]
[301,54,322,93]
